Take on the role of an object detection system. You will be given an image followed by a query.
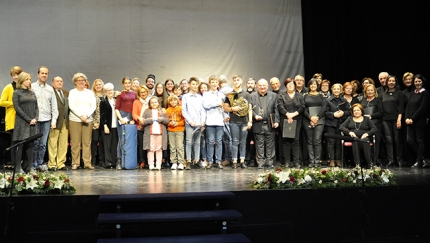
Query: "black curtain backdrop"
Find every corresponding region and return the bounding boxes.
[301,0,429,88]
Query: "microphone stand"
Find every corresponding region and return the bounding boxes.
[325,133,369,242]
[3,141,25,242]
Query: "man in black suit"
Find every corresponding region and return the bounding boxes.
[250,79,279,168]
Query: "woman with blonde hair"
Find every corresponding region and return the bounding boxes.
[360,84,383,166]
[91,79,105,167]
[11,72,38,173]
[132,85,151,168]
[68,73,96,170]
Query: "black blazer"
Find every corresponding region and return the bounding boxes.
[100,98,115,129]
[250,91,280,133]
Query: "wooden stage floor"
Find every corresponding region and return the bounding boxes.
[40,164,430,195]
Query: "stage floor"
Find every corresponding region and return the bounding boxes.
[30,164,430,195]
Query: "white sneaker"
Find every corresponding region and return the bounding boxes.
[156,165,161,170]
[177,163,184,170]
[171,163,178,170]
[149,165,155,170]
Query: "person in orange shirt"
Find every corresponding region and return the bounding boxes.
[132,85,150,168]
[166,95,185,170]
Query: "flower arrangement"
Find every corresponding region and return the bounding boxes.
[0,171,76,195]
[251,166,396,189]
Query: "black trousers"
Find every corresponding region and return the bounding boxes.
[102,128,118,167]
[91,127,105,166]
[11,141,34,172]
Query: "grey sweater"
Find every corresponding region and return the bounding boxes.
[12,89,39,141]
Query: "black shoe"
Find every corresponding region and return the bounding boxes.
[240,163,247,169]
[48,167,57,171]
[267,165,274,169]
[387,161,394,166]
[58,166,68,171]
[257,165,264,169]
[422,159,430,168]
[232,163,237,169]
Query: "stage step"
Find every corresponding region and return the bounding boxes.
[98,191,235,202]
[97,233,251,243]
[98,209,242,223]
[96,191,248,242]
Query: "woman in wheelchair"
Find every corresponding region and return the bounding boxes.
[340,103,378,167]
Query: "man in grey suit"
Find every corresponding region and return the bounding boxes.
[250,79,279,169]
[47,76,69,171]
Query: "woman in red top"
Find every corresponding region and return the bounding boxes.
[114,77,136,169]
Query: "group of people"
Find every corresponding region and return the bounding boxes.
[1,66,429,173]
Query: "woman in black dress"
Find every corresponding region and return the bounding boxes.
[277,79,304,167]
[340,103,378,167]
[381,76,406,166]
[360,84,383,166]
[325,83,346,167]
[405,74,430,168]
[12,72,38,173]
[303,79,326,167]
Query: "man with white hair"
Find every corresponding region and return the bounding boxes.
[47,76,68,171]
[377,72,389,97]
[249,79,279,168]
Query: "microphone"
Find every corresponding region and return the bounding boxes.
[5,133,43,151]
[324,133,370,143]
[24,133,43,143]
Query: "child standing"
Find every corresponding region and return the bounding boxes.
[142,97,170,170]
[166,95,185,170]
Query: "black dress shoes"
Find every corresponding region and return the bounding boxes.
[48,167,57,171]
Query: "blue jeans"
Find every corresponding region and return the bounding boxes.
[185,124,201,161]
[200,129,207,160]
[206,126,223,163]
[33,120,50,168]
[117,111,132,159]
[222,123,232,161]
[230,123,248,161]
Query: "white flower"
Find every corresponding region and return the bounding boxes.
[353,180,356,184]
[304,175,312,182]
[0,178,5,189]
[334,180,338,184]
[319,180,322,184]
[54,180,64,189]
[381,174,389,183]
[26,179,38,190]
[358,174,370,181]
[278,172,290,183]
[298,178,305,185]
[257,177,263,183]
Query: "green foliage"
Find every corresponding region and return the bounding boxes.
[0,171,76,195]
[251,166,396,189]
